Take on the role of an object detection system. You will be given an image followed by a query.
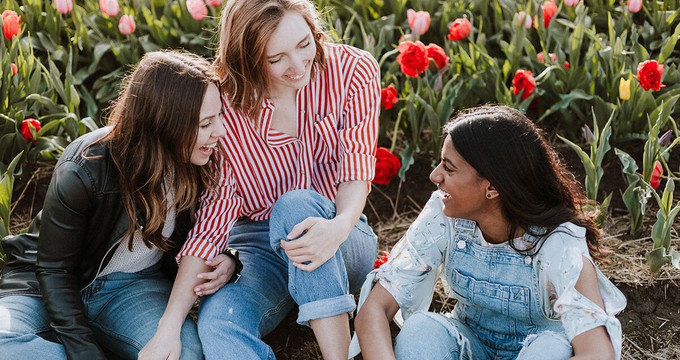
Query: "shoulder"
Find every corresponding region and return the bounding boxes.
[406,191,453,245]
[539,222,589,257]
[324,43,380,79]
[53,127,117,193]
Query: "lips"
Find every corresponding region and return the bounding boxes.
[199,142,217,155]
[285,73,304,80]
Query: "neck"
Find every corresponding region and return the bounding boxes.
[475,207,524,244]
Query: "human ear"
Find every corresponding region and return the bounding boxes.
[485,184,499,200]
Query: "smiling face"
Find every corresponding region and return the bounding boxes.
[264,10,317,97]
[191,83,226,166]
[429,135,492,220]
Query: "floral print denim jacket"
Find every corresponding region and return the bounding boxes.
[350,191,627,358]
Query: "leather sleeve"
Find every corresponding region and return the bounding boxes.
[35,160,107,359]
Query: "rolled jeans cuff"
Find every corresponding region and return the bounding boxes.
[296,294,356,327]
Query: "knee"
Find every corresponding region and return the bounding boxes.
[270,190,330,222]
[518,331,572,360]
[394,312,462,359]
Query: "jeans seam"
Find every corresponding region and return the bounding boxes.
[258,296,290,337]
[88,321,145,352]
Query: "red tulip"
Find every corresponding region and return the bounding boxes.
[10,63,18,75]
[373,251,390,269]
[53,0,73,14]
[373,147,401,186]
[187,0,208,21]
[540,1,558,27]
[649,161,663,190]
[118,15,135,35]
[447,18,472,41]
[425,43,449,70]
[381,85,399,110]
[407,9,430,36]
[636,60,665,91]
[99,0,120,17]
[396,41,429,78]
[512,70,536,100]
[19,118,41,142]
[2,10,21,40]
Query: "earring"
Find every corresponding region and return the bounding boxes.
[486,193,492,199]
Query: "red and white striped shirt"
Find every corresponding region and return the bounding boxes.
[178,43,380,260]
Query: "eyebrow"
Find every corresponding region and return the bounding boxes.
[266,35,311,59]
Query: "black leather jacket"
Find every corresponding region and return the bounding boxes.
[0,128,192,359]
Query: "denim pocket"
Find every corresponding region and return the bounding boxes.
[449,269,532,324]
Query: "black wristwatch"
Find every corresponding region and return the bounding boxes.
[222,247,243,283]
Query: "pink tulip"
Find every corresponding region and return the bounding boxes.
[10,63,18,75]
[564,0,579,7]
[516,11,532,30]
[627,0,642,13]
[205,0,222,7]
[187,0,208,21]
[118,15,135,35]
[406,9,430,36]
[99,0,120,17]
[54,0,73,14]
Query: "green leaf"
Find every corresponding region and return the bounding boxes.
[646,247,671,273]
[0,151,23,238]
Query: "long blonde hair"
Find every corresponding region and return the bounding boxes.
[214,0,327,122]
[103,51,220,251]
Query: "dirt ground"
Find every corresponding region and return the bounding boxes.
[6,149,680,359]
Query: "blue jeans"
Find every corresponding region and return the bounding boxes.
[394,312,572,360]
[198,189,377,360]
[0,264,203,360]
[0,295,65,359]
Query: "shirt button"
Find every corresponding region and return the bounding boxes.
[524,256,532,265]
[457,240,466,249]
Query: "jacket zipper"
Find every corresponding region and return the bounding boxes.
[80,235,125,291]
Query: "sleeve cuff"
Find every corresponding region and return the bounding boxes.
[337,152,376,184]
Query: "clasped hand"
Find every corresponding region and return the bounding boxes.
[279,217,350,272]
[194,253,236,296]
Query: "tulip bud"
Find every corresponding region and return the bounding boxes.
[659,129,673,147]
[582,124,595,144]
[515,11,532,30]
[564,0,580,7]
[627,0,642,13]
[187,0,208,21]
[407,9,431,36]
[19,118,41,142]
[99,0,120,17]
[619,78,631,101]
[10,63,18,75]
[2,10,22,40]
[54,0,73,14]
[205,0,222,6]
[118,15,135,35]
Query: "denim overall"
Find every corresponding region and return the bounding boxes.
[394,219,572,360]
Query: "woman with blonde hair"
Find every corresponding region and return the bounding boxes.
[145,0,381,359]
[0,50,233,359]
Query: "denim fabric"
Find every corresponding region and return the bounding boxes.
[82,263,203,360]
[198,189,377,360]
[0,263,202,360]
[0,295,66,359]
[394,220,567,360]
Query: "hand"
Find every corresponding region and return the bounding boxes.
[194,254,235,296]
[279,217,351,272]
[139,327,181,360]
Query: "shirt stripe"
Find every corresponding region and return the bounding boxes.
[178,44,380,260]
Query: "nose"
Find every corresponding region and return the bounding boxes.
[212,120,227,139]
[290,54,306,73]
[429,166,442,185]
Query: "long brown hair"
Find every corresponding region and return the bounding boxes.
[102,50,220,251]
[214,0,327,122]
[444,105,603,258]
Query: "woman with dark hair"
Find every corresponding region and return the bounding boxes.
[354,105,626,359]
[0,50,233,359]
[146,0,380,359]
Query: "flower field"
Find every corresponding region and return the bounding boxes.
[1,0,680,358]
